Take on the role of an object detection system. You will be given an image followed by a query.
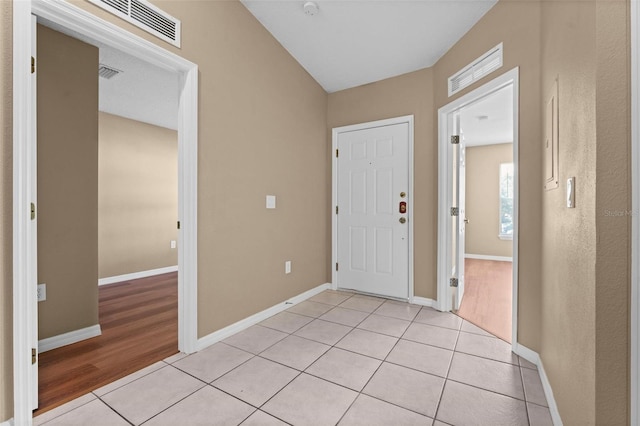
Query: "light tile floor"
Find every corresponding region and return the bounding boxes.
[34,290,553,426]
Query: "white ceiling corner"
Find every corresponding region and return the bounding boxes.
[240,0,498,93]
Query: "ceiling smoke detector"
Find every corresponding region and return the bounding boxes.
[98,64,123,80]
[303,1,319,16]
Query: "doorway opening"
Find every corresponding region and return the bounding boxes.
[437,68,519,345]
[13,1,198,423]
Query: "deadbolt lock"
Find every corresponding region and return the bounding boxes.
[399,217,406,224]
[400,192,406,198]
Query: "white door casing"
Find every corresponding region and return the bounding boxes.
[333,117,413,300]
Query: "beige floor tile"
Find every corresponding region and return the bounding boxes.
[144,386,254,426]
[308,291,353,306]
[241,410,289,426]
[403,322,459,350]
[519,356,538,370]
[101,365,204,425]
[213,357,298,407]
[260,311,314,334]
[461,320,494,337]
[339,296,385,313]
[93,362,165,396]
[436,380,528,426]
[294,319,353,345]
[386,339,453,378]
[362,363,444,418]
[306,347,381,391]
[522,367,548,406]
[338,394,432,426]
[40,399,129,426]
[34,394,96,425]
[432,422,450,426]
[262,373,358,426]
[260,335,331,370]
[222,325,288,354]
[455,332,519,365]
[336,328,398,360]
[414,308,462,330]
[357,314,411,337]
[172,342,253,382]
[287,301,334,317]
[527,402,554,426]
[320,306,370,327]
[448,352,524,400]
[373,300,421,321]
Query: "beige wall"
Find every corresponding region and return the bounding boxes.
[0,0,12,420]
[36,25,99,340]
[98,113,178,278]
[327,68,436,298]
[465,143,513,258]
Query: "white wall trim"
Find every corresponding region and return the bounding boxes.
[513,343,563,426]
[15,1,199,423]
[196,283,330,352]
[0,419,14,426]
[410,296,436,308]
[331,115,415,300]
[98,266,178,286]
[38,325,102,353]
[437,68,520,348]
[631,0,640,424]
[464,253,513,262]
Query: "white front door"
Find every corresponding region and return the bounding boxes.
[336,121,410,299]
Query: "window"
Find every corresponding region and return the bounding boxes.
[499,162,514,239]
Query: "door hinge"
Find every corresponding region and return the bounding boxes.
[450,278,459,288]
[31,348,37,364]
[451,135,460,145]
[336,149,339,158]
[335,206,338,214]
[30,203,36,220]
[335,262,339,271]
[450,207,459,216]
[31,56,35,74]
[177,221,181,230]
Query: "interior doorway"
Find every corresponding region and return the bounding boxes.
[13,1,198,423]
[437,68,519,345]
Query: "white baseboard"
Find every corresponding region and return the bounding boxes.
[196,283,330,352]
[512,343,563,426]
[465,253,513,262]
[0,418,14,426]
[98,265,178,286]
[410,296,436,308]
[39,324,102,353]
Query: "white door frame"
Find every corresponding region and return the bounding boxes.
[13,1,199,423]
[331,115,415,301]
[630,0,640,422]
[436,67,519,345]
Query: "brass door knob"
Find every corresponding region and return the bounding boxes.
[399,217,406,224]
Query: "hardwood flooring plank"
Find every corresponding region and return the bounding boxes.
[34,272,178,416]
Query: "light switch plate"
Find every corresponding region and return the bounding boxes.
[285,261,291,274]
[567,177,575,208]
[266,195,276,209]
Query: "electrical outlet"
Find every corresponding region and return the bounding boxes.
[285,261,292,274]
[170,240,177,249]
[37,284,46,302]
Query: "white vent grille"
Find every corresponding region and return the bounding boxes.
[98,64,123,79]
[88,0,181,47]
[448,43,503,97]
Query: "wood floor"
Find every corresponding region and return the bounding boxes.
[35,272,178,416]
[457,258,512,342]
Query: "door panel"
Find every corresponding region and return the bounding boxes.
[337,122,409,299]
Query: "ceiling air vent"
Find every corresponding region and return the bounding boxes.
[448,43,503,97]
[98,64,123,79]
[88,0,181,48]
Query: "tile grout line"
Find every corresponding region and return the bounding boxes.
[431,317,463,423]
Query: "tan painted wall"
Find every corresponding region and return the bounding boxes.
[98,113,178,279]
[465,143,513,258]
[0,0,13,421]
[433,0,543,354]
[327,68,436,298]
[37,25,99,339]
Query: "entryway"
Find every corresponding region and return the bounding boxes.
[332,116,414,300]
